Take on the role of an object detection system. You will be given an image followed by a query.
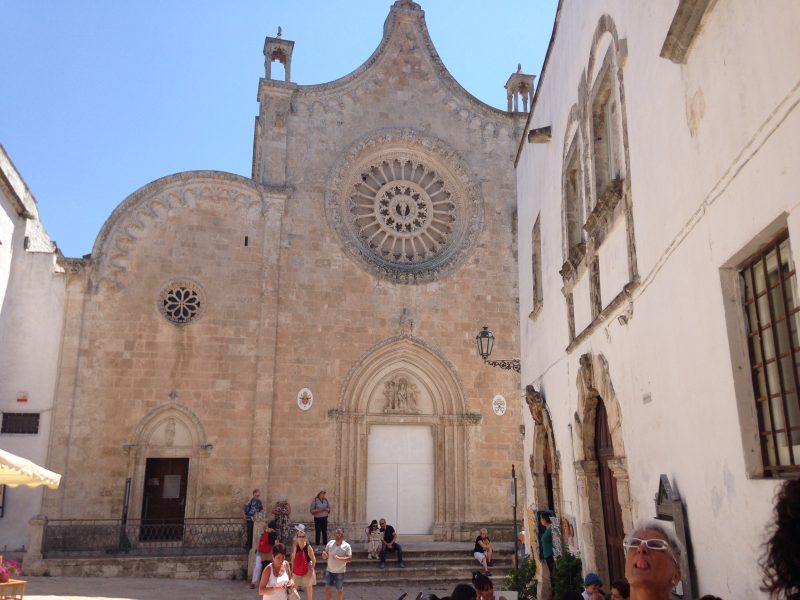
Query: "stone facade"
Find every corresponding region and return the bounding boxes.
[38,1,525,542]
[516,0,800,596]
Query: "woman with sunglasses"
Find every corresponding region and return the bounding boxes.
[291,527,317,600]
[623,522,683,600]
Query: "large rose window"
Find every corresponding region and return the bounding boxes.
[327,131,482,283]
[351,159,456,263]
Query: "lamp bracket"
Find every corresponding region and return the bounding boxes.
[485,358,521,373]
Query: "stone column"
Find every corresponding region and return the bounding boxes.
[608,458,634,534]
[24,516,47,575]
[574,459,608,583]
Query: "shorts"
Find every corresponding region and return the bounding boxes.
[474,551,487,564]
[324,570,345,590]
[294,569,316,587]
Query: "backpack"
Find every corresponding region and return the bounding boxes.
[258,530,272,555]
[293,544,309,576]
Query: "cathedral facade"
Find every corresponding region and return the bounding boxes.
[29,0,526,544]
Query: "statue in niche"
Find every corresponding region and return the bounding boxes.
[382,376,419,413]
[398,308,414,336]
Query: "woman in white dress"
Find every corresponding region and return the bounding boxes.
[258,543,295,600]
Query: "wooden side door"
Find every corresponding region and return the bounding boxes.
[595,400,625,582]
[141,458,189,541]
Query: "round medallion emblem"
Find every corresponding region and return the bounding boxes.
[492,394,507,416]
[297,388,314,411]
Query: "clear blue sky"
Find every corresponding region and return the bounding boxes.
[1,1,558,258]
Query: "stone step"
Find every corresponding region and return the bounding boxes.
[306,552,514,588]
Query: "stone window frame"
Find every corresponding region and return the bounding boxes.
[157,278,207,327]
[530,213,544,319]
[560,15,638,351]
[660,0,718,64]
[721,220,800,479]
[563,132,587,261]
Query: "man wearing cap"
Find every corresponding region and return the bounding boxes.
[321,527,352,600]
[582,573,603,599]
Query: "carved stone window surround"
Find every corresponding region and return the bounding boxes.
[584,178,624,244]
[560,247,590,290]
[326,130,483,284]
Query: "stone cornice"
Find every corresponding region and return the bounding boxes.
[0,144,39,220]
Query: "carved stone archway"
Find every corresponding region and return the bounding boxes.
[334,334,477,540]
[572,353,633,583]
[526,385,563,600]
[124,401,211,521]
[526,385,562,517]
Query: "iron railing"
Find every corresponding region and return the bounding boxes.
[42,518,247,558]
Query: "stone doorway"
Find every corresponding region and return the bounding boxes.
[366,424,434,534]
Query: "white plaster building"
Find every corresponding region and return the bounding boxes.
[0,146,65,551]
[516,0,800,596]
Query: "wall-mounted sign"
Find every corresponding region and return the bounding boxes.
[492,394,507,416]
[297,388,314,411]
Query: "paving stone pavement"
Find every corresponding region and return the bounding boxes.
[24,576,455,600]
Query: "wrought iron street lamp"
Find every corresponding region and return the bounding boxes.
[475,325,520,372]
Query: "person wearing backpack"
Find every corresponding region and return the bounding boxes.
[291,525,317,600]
[251,518,278,589]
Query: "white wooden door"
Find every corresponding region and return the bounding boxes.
[366,425,434,534]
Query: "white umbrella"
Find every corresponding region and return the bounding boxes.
[0,448,61,489]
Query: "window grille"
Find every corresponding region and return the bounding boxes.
[1,412,40,434]
[740,231,800,474]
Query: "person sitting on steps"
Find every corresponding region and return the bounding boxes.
[378,517,406,568]
[473,528,493,576]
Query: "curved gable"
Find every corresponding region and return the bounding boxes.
[91,171,264,290]
[286,1,514,123]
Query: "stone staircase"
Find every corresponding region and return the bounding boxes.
[308,541,515,589]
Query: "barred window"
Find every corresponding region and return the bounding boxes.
[741,231,800,474]
[1,412,40,434]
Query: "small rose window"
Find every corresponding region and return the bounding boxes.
[158,280,205,325]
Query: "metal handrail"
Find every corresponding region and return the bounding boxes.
[42,517,247,558]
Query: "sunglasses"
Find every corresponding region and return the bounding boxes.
[623,537,678,564]
[297,534,306,538]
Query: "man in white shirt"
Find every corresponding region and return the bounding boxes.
[321,527,352,600]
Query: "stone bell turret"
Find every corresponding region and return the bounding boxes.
[253,28,296,185]
[505,64,536,113]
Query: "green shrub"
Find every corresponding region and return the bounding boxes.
[504,555,538,600]
[551,550,583,599]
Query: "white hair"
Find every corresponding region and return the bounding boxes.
[630,520,685,565]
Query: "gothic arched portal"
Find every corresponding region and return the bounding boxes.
[334,334,476,539]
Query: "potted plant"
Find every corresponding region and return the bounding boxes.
[0,559,22,583]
